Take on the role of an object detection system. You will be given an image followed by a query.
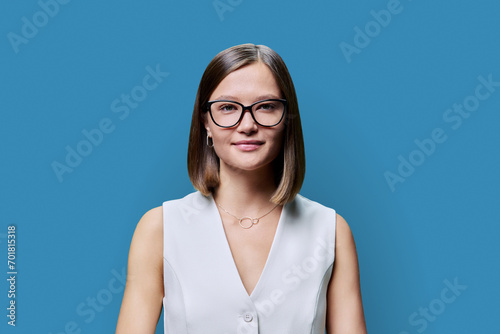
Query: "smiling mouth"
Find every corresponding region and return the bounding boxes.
[234,142,263,151]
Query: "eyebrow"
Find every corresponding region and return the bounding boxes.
[212,94,281,102]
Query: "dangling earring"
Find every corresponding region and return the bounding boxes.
[207,134,214,148]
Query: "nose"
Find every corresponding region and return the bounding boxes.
[236,108,258,133]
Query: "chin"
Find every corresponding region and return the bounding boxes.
[228,159,276,172]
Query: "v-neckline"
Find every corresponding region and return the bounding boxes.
[209,194,287,299]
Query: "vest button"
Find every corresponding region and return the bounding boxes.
[243,312,253,322]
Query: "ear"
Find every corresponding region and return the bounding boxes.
[202,114,212,137]
[205,125,212,138]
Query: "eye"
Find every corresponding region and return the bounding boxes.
[218,103,239,112]
[256,102,277,111]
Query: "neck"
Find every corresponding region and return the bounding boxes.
[213,162,279,217]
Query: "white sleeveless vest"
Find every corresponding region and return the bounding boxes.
[162,191,336,333]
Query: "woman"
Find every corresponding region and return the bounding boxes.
[116,43,367,333]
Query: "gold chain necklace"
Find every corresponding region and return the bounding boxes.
[216,201,279,229]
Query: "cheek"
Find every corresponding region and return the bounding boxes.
[212,130,229,143]
[268,129,286,153]
[211,131,232,156]
[276,126,286,143]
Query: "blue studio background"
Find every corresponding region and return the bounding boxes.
[1,0,499,333]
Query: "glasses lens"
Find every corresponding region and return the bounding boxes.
[210,101,243,127]
[252,100,285,126]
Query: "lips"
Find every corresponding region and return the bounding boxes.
[234,140,264,145]
[234,140,264,151]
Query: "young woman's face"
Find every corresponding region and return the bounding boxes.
[204,62,286,174]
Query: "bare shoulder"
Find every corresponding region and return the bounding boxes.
[335,213,356,249]
[116,206,164,332]
[128,206,163,273]
[134,206,163,237]
[326,213,367,332]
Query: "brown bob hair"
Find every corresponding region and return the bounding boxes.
[187,43,305,205]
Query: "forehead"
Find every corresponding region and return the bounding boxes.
[209,62,281,101]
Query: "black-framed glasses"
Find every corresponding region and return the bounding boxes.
[205,98,287,128]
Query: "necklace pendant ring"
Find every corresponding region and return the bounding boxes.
[239,217,255,229]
